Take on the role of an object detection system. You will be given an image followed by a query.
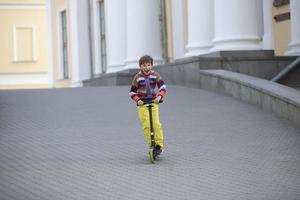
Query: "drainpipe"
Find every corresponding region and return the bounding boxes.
[271,56,300,82]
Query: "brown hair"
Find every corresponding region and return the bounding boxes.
[139,55,153,66]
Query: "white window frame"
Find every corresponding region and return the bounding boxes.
[13,24,37,63]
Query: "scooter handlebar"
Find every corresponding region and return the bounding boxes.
[139,99,163,106]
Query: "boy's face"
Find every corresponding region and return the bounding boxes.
[140,62,153,73]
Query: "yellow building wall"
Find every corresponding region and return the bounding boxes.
[0,1,49,89]
[0,8,48,73]
[272,4,291,55]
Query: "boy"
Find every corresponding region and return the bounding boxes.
[129,55,166,156]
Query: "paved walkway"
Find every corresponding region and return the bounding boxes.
[0,86,299,200]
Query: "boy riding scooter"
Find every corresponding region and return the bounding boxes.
[129,55,166,163]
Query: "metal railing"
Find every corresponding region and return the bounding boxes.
[271,56,300,82]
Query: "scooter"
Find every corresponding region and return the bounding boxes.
[146,100,163,164]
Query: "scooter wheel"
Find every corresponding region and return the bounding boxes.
[148,149,155,164]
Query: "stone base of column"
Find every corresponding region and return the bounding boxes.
[210,36,262,52]
[124,58,140,70]
[71,81,83,87]
[285,41,300,56]
[184,43,213,57]
[106,63,125,73]
[201,50,275,58]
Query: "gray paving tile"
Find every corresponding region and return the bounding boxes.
[0,86,299,200]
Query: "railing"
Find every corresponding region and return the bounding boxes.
[271,56,300,82]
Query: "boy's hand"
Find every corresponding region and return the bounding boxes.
[153,95,162,104]
[137,100,144,106]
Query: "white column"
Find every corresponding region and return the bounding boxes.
[172,0,185,59]
[105,0,126,73]
[68,0,91,86]
[211,0,262,51]
[125,0,162,69]
[286,0,300,55]
[184,0,214,57]
[46,0,54,87]
[262,0,274,49]
[89,0,99,75]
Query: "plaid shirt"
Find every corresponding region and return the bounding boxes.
[129,70,166,104]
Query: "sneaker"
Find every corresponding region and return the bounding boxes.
[155,145,162,155]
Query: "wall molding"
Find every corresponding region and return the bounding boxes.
[0,3,46,9]
[0,72,48,85]
[13,24,37,63]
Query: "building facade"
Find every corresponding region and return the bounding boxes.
[1,0,299,89]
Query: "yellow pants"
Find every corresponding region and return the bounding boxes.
[137,103,164,149]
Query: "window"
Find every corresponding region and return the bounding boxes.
[61,10,69,79]
[159,0,169,63]
[98,0,107,73]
